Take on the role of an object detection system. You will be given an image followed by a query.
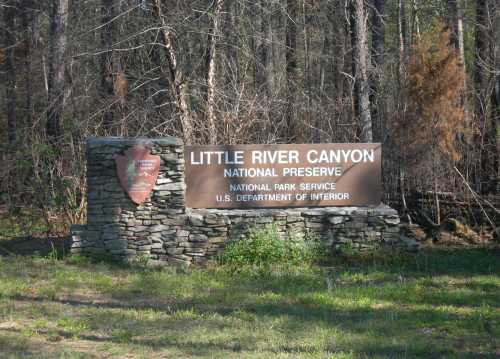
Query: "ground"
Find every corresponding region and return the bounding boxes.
[0,247,498,358]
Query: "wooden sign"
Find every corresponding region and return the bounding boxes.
[185,143,381,209]
[116,146,160,204]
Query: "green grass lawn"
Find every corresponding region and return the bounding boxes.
[0,249,498,358]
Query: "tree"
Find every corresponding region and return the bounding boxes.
[152,0,194,144]
[494,0,500,192]
[474,0,497,193]
[371,0,385,141]
[446,0,469,126]
[47,0,69,142]
[395,25,466,223]
[100,0,116,132]
[285,0,298,142]
[354,0,372,142]
[206,0,224,144]
[20,0,34,128]
[3,0,18,144]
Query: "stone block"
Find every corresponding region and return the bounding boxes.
[189,234,208,242]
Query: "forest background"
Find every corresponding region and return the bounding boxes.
[0,0,498,237]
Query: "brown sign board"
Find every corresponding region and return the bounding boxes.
[116,146,161,204]
[184,143,381,209]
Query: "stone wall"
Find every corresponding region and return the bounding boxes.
[71,137,410,266]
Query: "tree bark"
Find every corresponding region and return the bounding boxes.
[47,0,69,142]
[21,0,33,128]
[354,0,372,142]
[371,0,385,142]
[256,0,270,92]
[100,0,115,132]
[285,0,298,142]
[447,0,460,48]
[152,0,194,144]
[492,0,500,192]
[447,0,470,127]
[3,1,18,144]
[398,0,407,81]
[474,0,495,192]
[206,0,224,144]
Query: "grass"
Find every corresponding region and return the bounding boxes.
[0,249,498,358]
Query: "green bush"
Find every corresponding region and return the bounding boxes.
[219,224,324,267]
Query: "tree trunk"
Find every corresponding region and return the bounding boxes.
[398,0,407,81]
[492,0,500,192]
[21,0,34,128]
[256,0,270,93]
[100,0,115,132]
[206,0,224,144]
[47,0,69,142]
[447,0,460,49]
[152,0,194,144]
[354,0,372,142]
[3,1,17,144]
[410,0,420,47]
[349,0,360,125]
[223,0,238,86]
[371,0,385,142]
[474,0,495,192]
[285,0,298,142]
[447,0,470,127]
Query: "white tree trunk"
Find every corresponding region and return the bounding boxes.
[354,0,372,142]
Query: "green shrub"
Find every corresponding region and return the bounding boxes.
[219,224,324,267]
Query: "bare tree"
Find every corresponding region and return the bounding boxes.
[206,0,224,144]
[494,0,500,192]
[100,0,115,132]
[371,0,385,141]
[354,0,372,142]
[47,0,69,142]
[474,0,497,192]
[152,0,194,144]
[3,1,17,144]
[446,0,470,125]
[285,0,298,142]
[21,0,34,127]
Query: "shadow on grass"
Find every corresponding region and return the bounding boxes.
[8,277,498,358]
[0,236,70,257]
[1,247,499,357]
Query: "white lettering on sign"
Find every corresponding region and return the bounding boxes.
[184,143,382,209]
[306,149,374,164]
[251,150,299,164]
[282,167,342,177]
[191,151,244,165]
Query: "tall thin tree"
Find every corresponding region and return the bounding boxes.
[354,0,372,142]
[47,0,69,142]
[371,0,385,141]
[3,1,18,144]
[100,0,115,132]
[206,0,224,144]
[285,0,298,142]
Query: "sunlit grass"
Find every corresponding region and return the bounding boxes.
[0,249,498,358]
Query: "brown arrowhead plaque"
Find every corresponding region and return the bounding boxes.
[116,145,160,204]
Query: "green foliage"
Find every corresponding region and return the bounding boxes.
[45,242,60,262]
[219,224,324,268]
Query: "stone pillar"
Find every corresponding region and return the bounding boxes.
[71,137,185,263]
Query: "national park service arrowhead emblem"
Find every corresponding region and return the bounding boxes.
[116,145,160,204]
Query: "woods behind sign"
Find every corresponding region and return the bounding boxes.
[185,143,381,209]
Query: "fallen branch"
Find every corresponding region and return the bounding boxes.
[453,166,496,231]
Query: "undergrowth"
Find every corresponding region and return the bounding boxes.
[218,224,326,269]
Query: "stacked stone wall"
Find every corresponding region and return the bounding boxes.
[71,137,409,266]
